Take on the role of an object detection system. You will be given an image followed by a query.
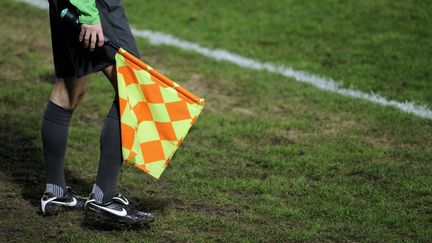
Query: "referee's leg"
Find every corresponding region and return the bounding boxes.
[90,65,123,203]
[41,77,89,196]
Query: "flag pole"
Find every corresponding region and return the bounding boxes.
[61,8,202,105]
[61,8,203,106]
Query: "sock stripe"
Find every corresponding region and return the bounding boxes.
[45,183,64,197]
[92,184,104,203]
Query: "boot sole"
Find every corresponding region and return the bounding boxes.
[84,206,154,229]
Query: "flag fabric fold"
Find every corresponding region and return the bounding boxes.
[115,48,204,179]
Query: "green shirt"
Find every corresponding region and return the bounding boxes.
[70,0,100,24]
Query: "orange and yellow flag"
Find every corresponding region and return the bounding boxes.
[115,48,204,179]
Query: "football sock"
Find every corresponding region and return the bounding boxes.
[41,100,73,197]
[45,183,65,197]
[94,99,123,203]
[91,184,104,203]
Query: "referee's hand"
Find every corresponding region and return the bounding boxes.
[79,23,105,52]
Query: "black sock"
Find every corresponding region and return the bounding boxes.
[41,100,73,196]
[93,99,123,203]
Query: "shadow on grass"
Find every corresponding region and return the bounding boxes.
[0,114,171,231]
[0,115,93,208]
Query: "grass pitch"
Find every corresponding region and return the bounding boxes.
[0,0,431,242]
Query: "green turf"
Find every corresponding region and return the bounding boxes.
[0,0,431,242]
[123,0,432,108]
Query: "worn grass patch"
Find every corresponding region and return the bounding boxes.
[0,0,431,242]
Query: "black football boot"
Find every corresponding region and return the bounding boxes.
[40,186,87,216]
[84,193,154,227]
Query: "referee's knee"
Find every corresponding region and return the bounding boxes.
[49,78,88,110]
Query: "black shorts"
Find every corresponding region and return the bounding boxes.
[48,0,140,79]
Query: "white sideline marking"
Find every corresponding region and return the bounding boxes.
[18,0,432,119]
[18,0,48,8]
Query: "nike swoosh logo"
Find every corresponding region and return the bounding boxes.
[41,196,57,214]
[92,203,128,217]
[51,197,77,207]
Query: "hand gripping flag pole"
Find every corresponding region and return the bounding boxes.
[61,9,205,179]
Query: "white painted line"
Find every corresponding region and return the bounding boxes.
[17,0,432,119]
[18,0,48,8]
